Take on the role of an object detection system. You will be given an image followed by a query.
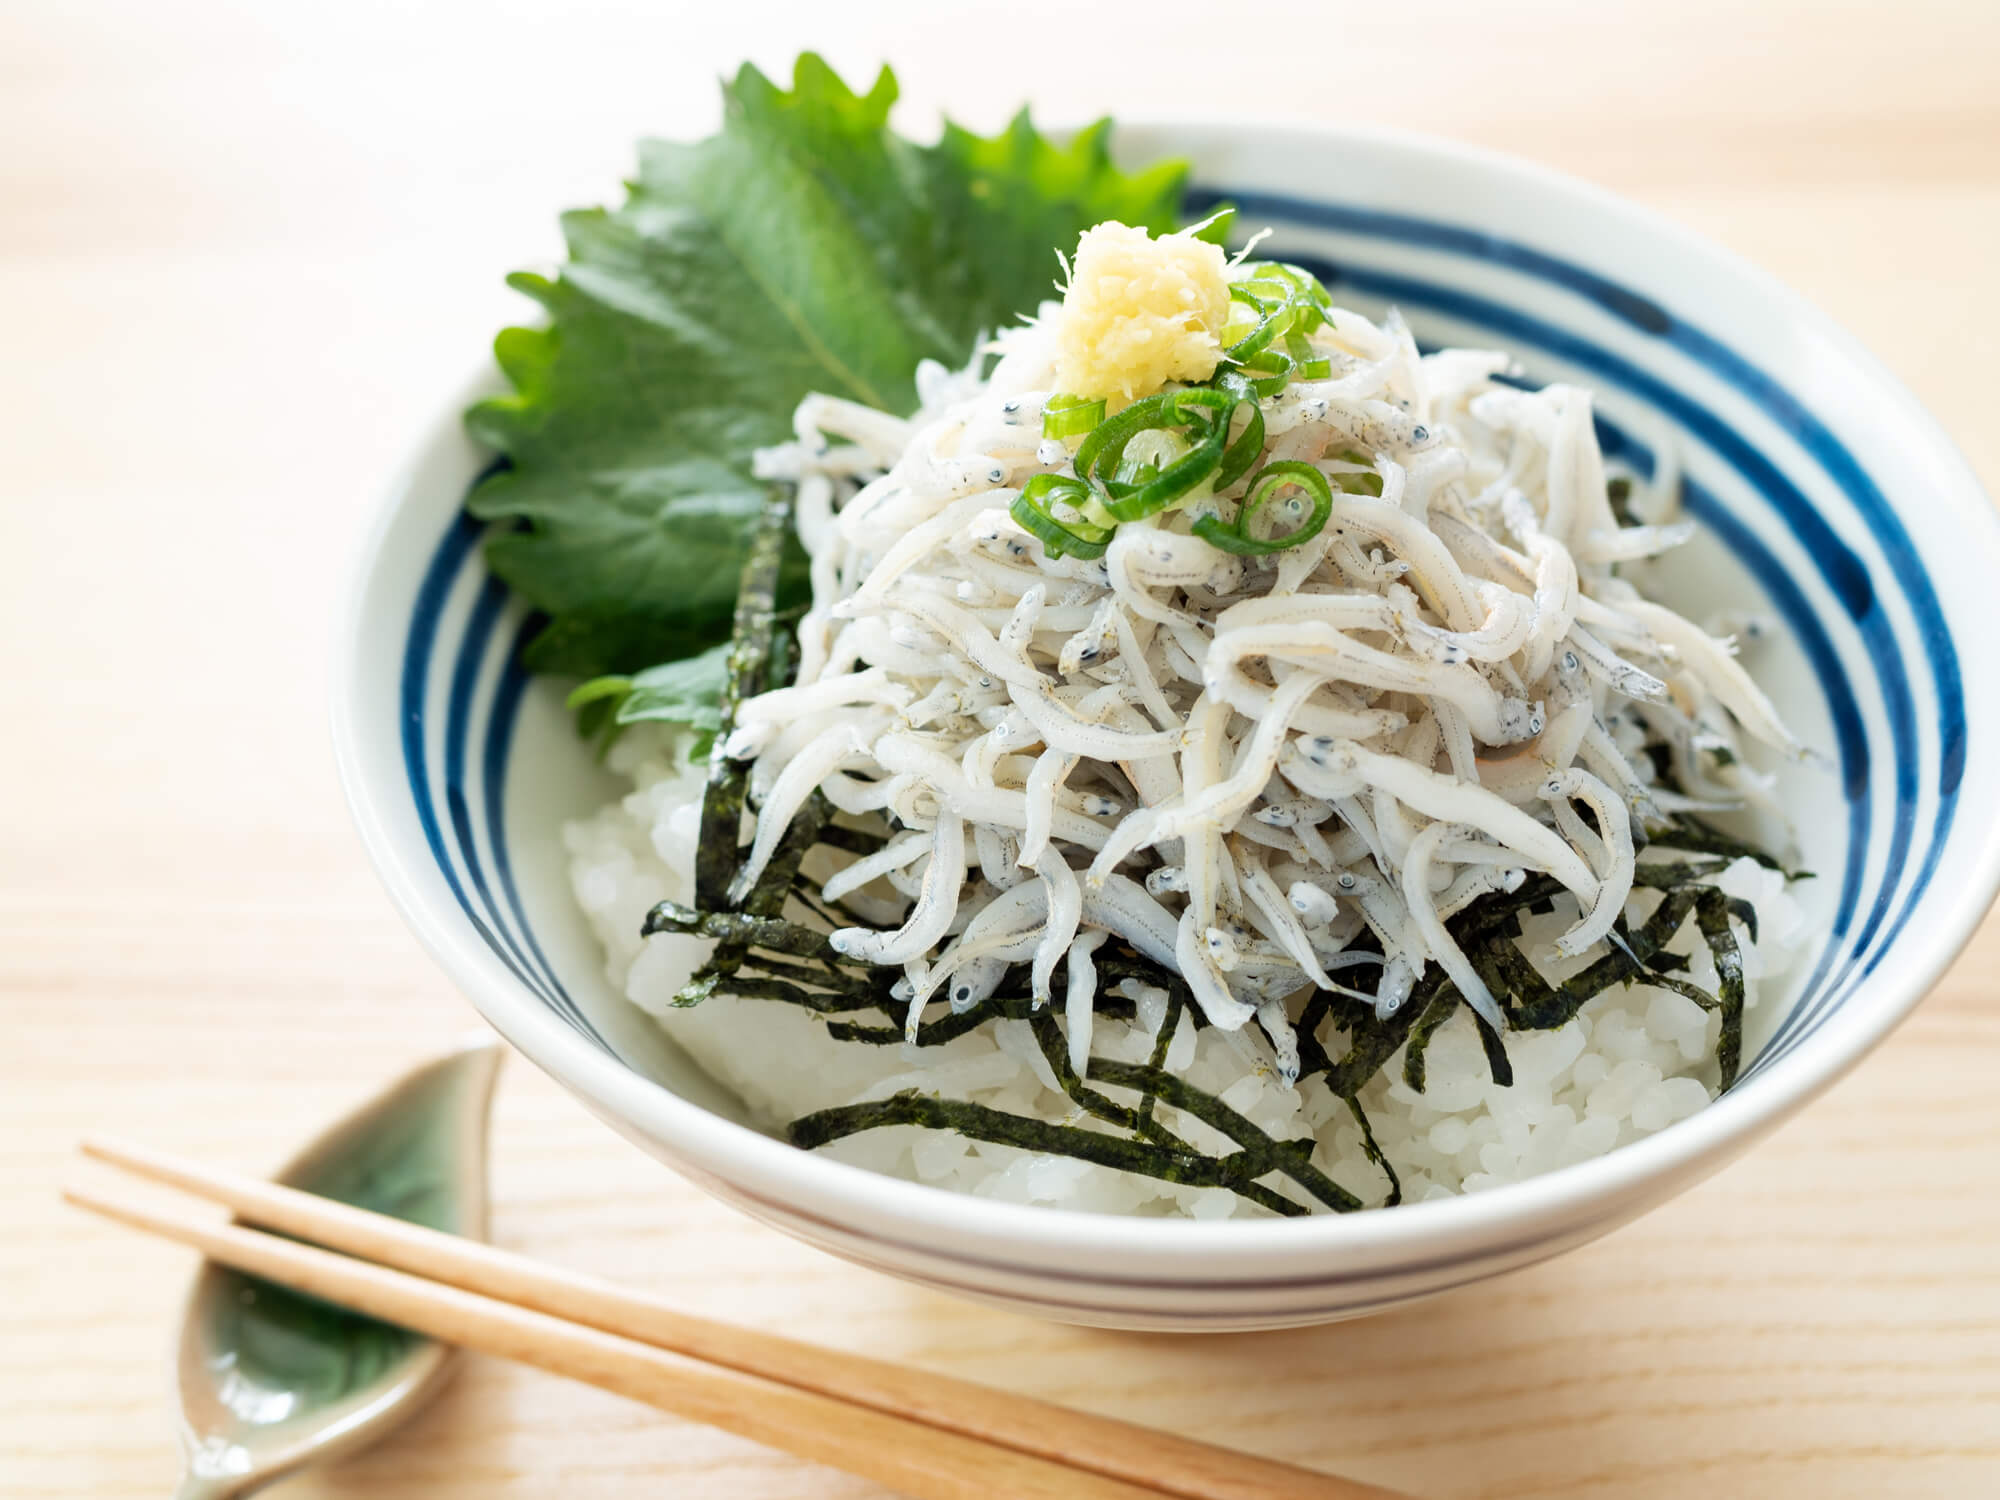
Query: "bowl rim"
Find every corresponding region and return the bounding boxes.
[333,115,2000,1273]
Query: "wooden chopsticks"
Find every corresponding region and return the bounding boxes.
[68,1137,1414,1500]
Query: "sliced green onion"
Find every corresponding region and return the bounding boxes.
[1221,281,1290,362]
[1282,329,1332,382]
[1099,433,1222,521]
[1192,460,1333,556]
[1011,472,1112,559]
[1041,393,1106,440]
[1267,261,1335,315]
[1070,391,1224,522]
[1233,274,1294,309]
[1220,261,1337,379]
[1166,378,1264,493]
[1072,391,1178,485]
[1112,427,1186,487]
[1100,400,1224,520]
[1032,258,1346,551]
[1239,347,1295,398]
[1207,375,1266,491]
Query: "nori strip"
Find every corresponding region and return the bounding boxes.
[1607,474,1637,527]
[1345,1097,1402,1207]
[1088,1059,1364,1212]
[824,988,1043,1047]
[1694,889,1747,1088]
[1029,1011,1145,1133]
[1134,983,1188,1139]
[788,1093,1314,1216]
[1475,933,1566,1029]
[1019,991,1335,1214]
[1020,1011,1312,1212]
[1631,857,1732,889]
[825,975,1145,1048]
[1650,814,1807,878]
[743,790,831,918]
[1639,970,1723,1013]
[1293,989,1339,1083]
[693,487,793,911]
[812,823,892,857]
[1400,983,1464,1093]
[729,949,888,1001]
[713,976,891,1013]
[642,902,847,961]
[786,875,877,934]
[676,491,802,1011]
[1320,969,1445,1099]
[1471,1007,1515,1087]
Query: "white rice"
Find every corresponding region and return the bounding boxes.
[565,729,1809,1216]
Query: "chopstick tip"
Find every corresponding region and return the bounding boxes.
[59,1181,107,1214]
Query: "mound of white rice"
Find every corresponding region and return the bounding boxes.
[566,727,1809,1218]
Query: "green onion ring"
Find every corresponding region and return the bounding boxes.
[1191,460,1334,555]
[1072,391,1179,486]
[1012,473,1112,559]
[1239,347,1296,398]
[1221,281,1292,362]
[1041,393,1106,440]
[1097,415,1224,522]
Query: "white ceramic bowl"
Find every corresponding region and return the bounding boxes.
[336,122,2000,1331]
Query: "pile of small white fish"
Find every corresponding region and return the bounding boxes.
[729,285,1799,1089]
[568,232,1812,1214]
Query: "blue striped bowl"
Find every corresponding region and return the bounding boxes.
[336,122,2000,1330]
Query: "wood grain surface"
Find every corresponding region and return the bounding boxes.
[5,3,1997,1497]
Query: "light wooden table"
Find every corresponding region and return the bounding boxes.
[7,3,1998,1496]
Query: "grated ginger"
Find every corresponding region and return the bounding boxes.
[1053,221,1229,406]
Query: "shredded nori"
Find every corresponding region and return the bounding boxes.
[1651,813,1809,880]
[1400,983,1464,1094]
[1344,1097,1402,1207]
[683,489,802,1010]
[789,1094,1319,1215]
[638,495,1796,1213]
[1607,474,1638,527]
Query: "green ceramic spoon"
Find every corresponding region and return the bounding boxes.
[168,1038,504,1500]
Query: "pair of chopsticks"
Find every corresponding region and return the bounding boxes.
[68,1139,1414,1500]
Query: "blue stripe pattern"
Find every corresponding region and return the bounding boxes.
[401,497,607,1051]
[400,185,1965,1087]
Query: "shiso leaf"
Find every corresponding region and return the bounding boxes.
[567,639,731,757]
[464,54,1189,682]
